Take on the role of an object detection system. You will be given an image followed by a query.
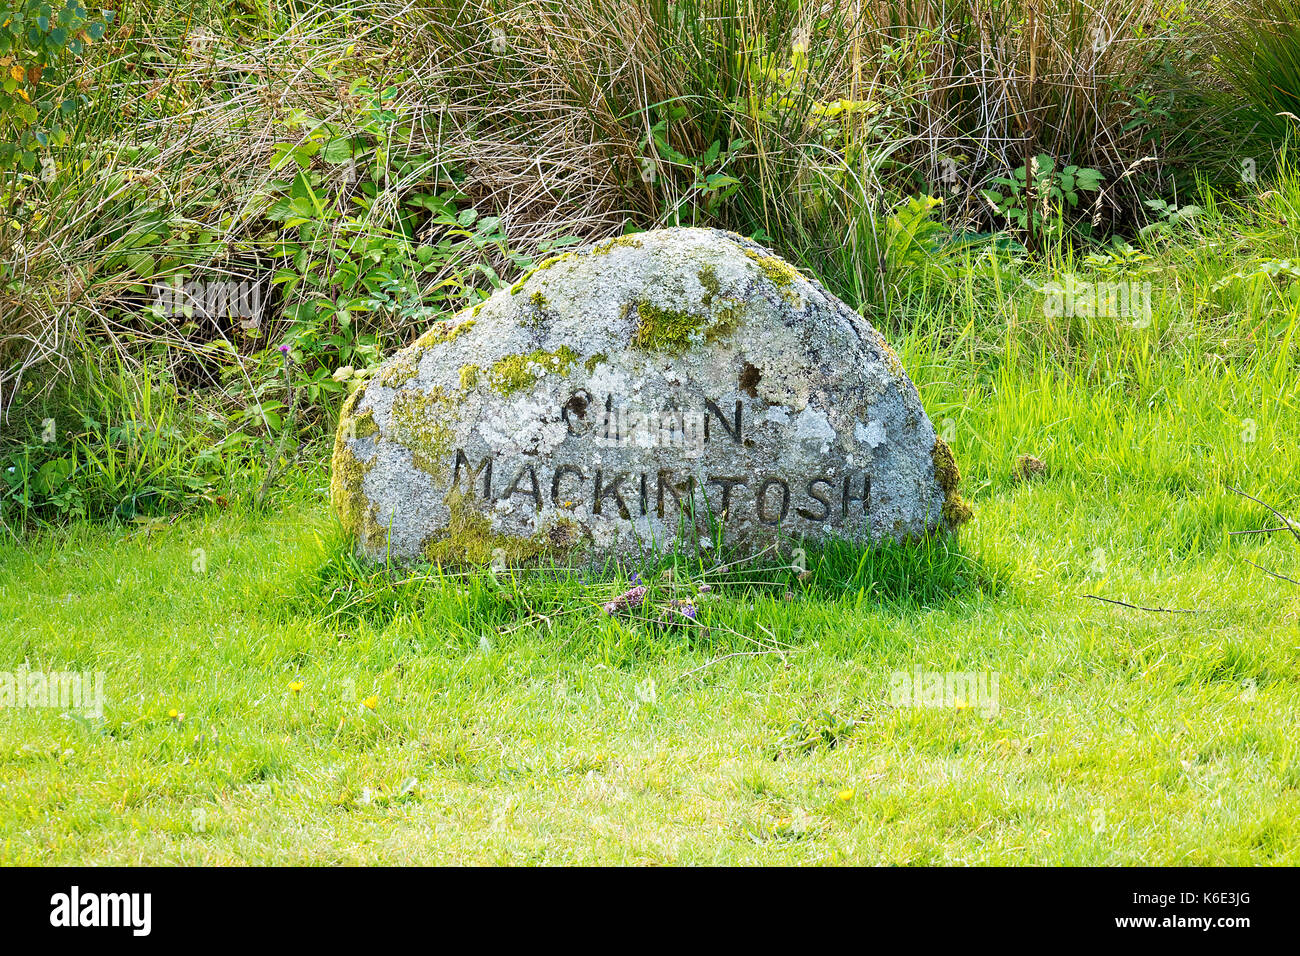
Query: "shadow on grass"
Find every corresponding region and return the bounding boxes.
[282,526,1009,643]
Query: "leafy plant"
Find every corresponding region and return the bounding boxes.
[773,708,858,757]
[0,0,112,170]
[980,155,1104,234]
[1138,198,1204,241]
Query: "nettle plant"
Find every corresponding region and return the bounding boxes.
[980,154,1105,236]
[0,1,112,171]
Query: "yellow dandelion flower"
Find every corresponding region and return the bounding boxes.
[289,680,304,694]
[362,695,378,710]
[837,788,855,802]
[167,708,178,719]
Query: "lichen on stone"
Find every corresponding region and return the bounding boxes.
[932,436,973,529]
[487,346,580,395]
[388,386,457,476]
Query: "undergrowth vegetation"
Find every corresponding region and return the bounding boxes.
[2,0,1287,522]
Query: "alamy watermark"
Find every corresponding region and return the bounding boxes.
[151,277,265,330]
[1,667,104,717]
[566,392,707,456]
[1041,278,1152,325]
[891,667,1000,717]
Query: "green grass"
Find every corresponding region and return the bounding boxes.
[3,183,1300,864]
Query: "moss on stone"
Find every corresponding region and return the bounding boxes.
[459,363,481,390]
[744,248,802,288]
[330,388,379,540]
[376,349,422,388]
[414,317,475,349]
[388,387,457,478]
[349,407,378,440]
[509,238,641,297]
[698,263,722,304]
[519,290,550,331]
[487,346,581,395]
[932,436,973,529]
[583,353,607,374]
[590,235,645,256]
[874,329,905,378]
[422,493,589,566]
[630,299,742,354]
[377,319,475,389]
[509,251,578,294]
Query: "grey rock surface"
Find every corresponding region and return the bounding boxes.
[330,226,969,564]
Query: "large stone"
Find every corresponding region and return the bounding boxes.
[331,226,969,564]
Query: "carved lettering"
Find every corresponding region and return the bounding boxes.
[503,464,542,511]
[593,470,631,519]
[707,476,748,517]
[797,477,834,521]
[757,477,790,526]
[704,399,742,444]
[452,450,492,499]
[551,465,584,508]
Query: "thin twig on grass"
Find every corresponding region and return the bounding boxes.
[1083,594,1200,614]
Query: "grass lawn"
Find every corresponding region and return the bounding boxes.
[4,378,1299,864]
[4,188,1300,865]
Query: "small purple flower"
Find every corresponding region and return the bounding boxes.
[279,343,290,354]
[656,598,697,627]
[602,585,647,616]
[629,571,642,586]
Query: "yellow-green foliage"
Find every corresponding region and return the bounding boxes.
[932,436,973,529]
[459,364,481,389]
[488,346,580,394]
